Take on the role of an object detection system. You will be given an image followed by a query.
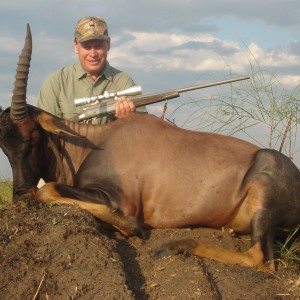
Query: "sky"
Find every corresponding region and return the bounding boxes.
[0,0,300,178]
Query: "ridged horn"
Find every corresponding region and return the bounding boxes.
[10,24,32,122]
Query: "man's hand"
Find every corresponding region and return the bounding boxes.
[115,97,136,118]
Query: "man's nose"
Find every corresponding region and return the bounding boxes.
[89,48,98,57]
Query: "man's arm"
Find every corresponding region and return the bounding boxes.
[37,73,63,118]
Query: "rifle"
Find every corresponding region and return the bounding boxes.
[74,76,250,121]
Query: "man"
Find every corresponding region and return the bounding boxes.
[37,16,146,123]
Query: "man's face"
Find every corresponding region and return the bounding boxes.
[74,39,110,79]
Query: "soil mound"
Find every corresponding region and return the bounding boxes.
[0,199,299,299]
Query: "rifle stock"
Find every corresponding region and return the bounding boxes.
[74,76,250,121]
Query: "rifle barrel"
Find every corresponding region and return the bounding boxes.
[175,76,250,94]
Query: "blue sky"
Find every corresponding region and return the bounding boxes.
[0,0,300,178]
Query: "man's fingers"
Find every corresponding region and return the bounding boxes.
[126,98,136,113]
[115,97,136,118]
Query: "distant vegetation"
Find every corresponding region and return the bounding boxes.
[0,179,12,208]
[168,56,300,165]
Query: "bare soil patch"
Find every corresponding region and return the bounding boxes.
[0,198,299,299]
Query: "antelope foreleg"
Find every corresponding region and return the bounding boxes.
[34,182,136,236]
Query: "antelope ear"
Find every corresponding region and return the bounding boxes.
[37,111,83,137]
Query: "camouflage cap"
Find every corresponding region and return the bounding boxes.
[74,16,109,42]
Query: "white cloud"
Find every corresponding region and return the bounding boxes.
[277,75,300,89]
[109,30,300,85]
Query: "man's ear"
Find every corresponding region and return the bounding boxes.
[106,37,111,51]
[74,40,79,54]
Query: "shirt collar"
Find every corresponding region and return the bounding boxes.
[75,61,113,82]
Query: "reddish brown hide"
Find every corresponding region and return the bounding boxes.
[0,24,299,273]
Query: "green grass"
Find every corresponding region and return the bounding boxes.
[0,179,13,209]
[275,228,300,268]
[168,54,300,161]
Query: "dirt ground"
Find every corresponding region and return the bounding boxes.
[0,198,299,300]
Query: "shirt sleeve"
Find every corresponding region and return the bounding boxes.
[37,72,63,118]
[110,72,147,114]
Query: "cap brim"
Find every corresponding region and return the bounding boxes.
[76,34,110,43]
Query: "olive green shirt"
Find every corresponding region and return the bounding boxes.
[37,61,146,124]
